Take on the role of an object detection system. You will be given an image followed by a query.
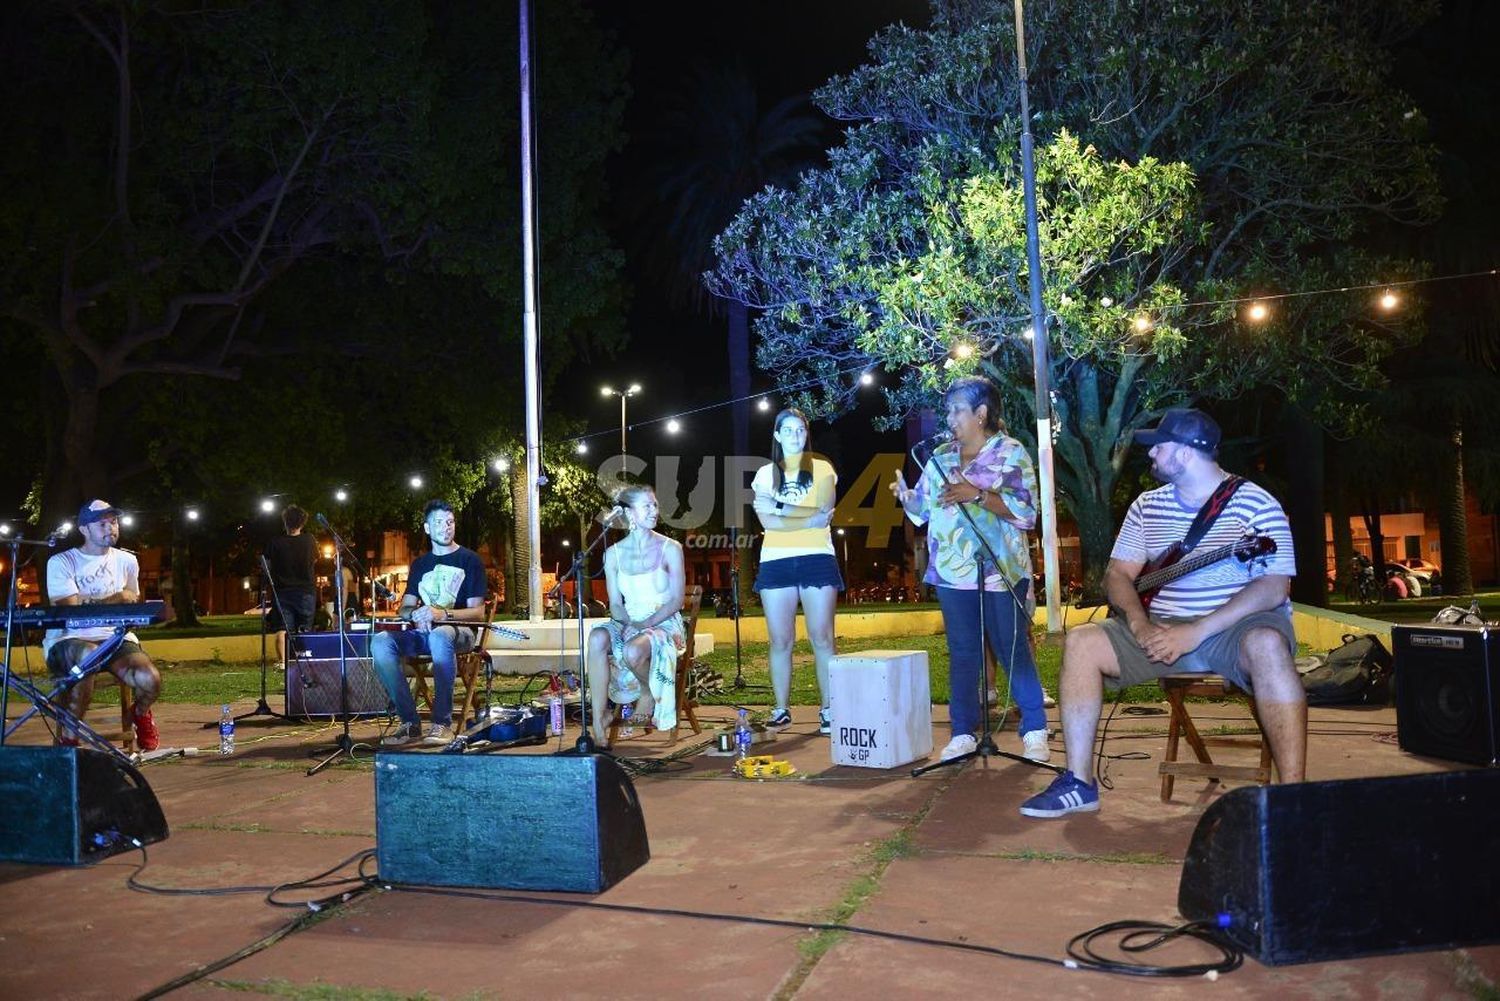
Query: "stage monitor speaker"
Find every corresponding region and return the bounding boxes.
[375,753,648,893]
[285,656,389,717]
[0,746,168,865]
[1392,624,1499,765]
[1179,769,1500,965]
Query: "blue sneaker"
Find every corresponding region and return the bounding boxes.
[767,708,793,728]
[1019,770,1100,818]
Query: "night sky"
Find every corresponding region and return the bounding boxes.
[563,1,932,477]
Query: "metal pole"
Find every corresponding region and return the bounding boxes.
[619,393,627,467]
[519,0,544,621]
[1012,0,1063,633]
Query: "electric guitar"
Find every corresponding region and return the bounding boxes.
[1135,533,1277,610]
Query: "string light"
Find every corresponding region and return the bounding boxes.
[575,442,588,455]
[859,371,875,386]
[185,508,200,522]
[334,488,349,502]
[665,419,681,434]
[1246,301,1270,322]
[953,342,976,359]
[1379,289,1400,311]
[493,457,510,473]
[1132,315,1152,333]
[408,475,423,489]
[121,514,134,528]
[260,498,276,513]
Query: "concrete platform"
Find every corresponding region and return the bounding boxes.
[0,698,1495,1000]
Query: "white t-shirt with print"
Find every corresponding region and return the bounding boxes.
[42,547,142,656]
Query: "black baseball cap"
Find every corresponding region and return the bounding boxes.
[1132,408,1221,453]
[77,499,123,526]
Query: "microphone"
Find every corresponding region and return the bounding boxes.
[46,525,71,545]
[924,429,953,444]
[316,512,331,529]
[596,503,628,527]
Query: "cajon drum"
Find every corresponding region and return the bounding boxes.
[828,650,933,769]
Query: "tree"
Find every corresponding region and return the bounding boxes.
[0,0,630,558]
[709,0,1439,587]
[635,61,826,458]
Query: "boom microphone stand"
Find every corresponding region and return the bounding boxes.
[554,511,615,756]
[308,515,374,775]
[910,447,1057,778]
[228,559,296,725]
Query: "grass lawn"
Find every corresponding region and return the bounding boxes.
[85,628,1173,710]
[1326,588,1496,625]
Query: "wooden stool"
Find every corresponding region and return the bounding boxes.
[1158,672,1272,802]
[95,673,137,754]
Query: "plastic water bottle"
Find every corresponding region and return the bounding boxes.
[620,704,635,739]
[548,695,564,735]
[735,708,752,760]
[218,704,235,757]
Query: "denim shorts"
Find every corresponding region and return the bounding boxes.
[754,553,844,592]
[47,639,146,678]
[269,589,317,632]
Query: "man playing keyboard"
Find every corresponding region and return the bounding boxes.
[42,500,162,751]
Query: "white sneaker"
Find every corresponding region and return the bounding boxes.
[940,734,977,761]
[1022,728,1051,762]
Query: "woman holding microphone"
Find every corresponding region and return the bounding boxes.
[889,376,1050,762]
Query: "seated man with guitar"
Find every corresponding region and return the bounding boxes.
[43,500,163,751]
[1020,409,1302,818]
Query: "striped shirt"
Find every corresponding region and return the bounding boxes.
[1112,479,1296,619]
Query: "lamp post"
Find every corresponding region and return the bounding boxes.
[601,383,642,465]
[836,527,849,571]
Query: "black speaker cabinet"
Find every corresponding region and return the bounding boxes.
[375,753,649,893]
[1392,624,1500,765]
[285,656,390,717]
[1179,770,1500,965]
[0,746,169,865]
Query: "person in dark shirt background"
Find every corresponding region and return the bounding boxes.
[264,504,318,669]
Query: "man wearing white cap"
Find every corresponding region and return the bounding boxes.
[43,499,162,751]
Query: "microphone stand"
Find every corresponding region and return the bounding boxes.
[222,558,295,726]
[308,518,374,775]
[909,444,1057,778]
[553,515,614,756]
[1,533,60,746]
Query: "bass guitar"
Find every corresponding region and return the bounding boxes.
[1135,533,1277,611]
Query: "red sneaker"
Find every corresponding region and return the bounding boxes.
[132,709,160,752]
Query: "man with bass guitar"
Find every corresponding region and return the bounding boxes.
[1020,409,1303,818]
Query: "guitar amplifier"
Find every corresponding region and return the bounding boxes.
[1392,623,1500,765]
[285,655,390,717]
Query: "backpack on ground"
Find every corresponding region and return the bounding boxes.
[1301,632,1393,706]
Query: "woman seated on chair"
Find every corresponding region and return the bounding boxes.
[586,484,686,746]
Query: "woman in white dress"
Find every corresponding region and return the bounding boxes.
[586,485,686,746]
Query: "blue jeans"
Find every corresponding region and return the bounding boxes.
[936,581,1046,738]
[371,626,472,726]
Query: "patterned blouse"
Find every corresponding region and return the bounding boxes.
[904,433,1038,594]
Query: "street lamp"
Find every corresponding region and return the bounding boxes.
[601,383,642,463]
[836,527,850,572]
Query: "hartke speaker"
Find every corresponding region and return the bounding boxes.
[374,753,649,893]
[0,746,169,865]
[1179,770,1500,965]
[1392,624,1499,765]
[285,656,390,717]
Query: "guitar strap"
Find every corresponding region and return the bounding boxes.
[1180,475,1246,553]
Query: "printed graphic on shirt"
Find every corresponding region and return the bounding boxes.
[417,563,467,611]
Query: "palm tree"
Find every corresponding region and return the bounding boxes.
[635,60,827,456]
